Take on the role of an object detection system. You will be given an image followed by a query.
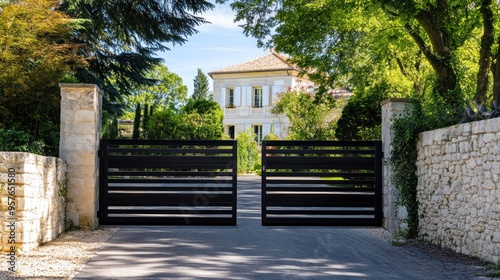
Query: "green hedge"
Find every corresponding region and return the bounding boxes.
[0,129,44,154]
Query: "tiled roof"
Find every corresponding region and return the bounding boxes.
[208,49,299,75]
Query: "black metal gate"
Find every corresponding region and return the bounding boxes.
[261,140,383,226]
[98,139,237,225]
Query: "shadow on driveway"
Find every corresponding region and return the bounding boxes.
[73,175,486,280]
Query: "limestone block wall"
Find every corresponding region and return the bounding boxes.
[416,117,500,262]
[0,152,66,254]
[59,84,102,229]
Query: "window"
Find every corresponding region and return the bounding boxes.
[228,125,235,139]
[227,88,235,108]
[253,125,263,145]
[253,88,263,108]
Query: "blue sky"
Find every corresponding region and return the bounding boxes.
[157,1,268,96]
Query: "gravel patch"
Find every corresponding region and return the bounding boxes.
[1,226,119,280]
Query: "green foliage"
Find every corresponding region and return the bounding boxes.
[102,111,119,139]
[389,100,462,238]
[221,0,500,110]
[146,99,224,140]
[125,64,188,113]
[272,88,337,140]
[236,129,259,174]
[0,0,85,156]
[145,109,179,140]
[335,85,388,140]
[132,103,141,140]
[65,219,79,232]
[192,68,211,100]
[62,0,214,113]
[0,129,44,154]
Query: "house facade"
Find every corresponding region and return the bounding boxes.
[208,49,314,143]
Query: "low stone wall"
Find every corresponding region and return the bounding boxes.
[0,152,66,255]
[416,117,500,263]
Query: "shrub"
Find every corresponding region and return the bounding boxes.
[236,129,259,174]
[0,129,44,154]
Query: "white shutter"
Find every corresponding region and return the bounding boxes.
[234,87,241,106]
[263,86,270,106]
[274,123,281,138]
[263,124,271,138]
[220,88,226,107]
[246,86,252,106]
[272,86,283,104]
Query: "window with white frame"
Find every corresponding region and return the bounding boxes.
[253,88,263,108]
[253,125,263,145]
[227,88,235,107]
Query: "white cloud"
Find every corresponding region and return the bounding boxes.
[198,4,242,32]
[198,47,252,52]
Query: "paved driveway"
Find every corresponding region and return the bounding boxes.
[74,175,487,279]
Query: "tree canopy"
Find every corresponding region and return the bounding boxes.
[0,0,85,155]
[146,99,224,140]
[219,0,500,109]
[125,64,188,113]
[272,87,337,140]
[62,0,214,112]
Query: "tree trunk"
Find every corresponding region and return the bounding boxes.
[410,7,460,107]
[492,39,500,101]
[475,0,494,106]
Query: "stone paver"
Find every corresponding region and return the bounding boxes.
[74,175,488,280]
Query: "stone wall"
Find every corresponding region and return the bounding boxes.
[0,152,66,254]
[416,117,500,263]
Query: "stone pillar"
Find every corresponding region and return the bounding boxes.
[381,98,412,238]
[59,84,102,229]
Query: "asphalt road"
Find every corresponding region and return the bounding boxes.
[73,175,488,280]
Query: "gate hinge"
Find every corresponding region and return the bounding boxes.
[97,211,103,218]
[97,150,102,157]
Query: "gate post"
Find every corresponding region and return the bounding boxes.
[59,84,102,229]
[381,98,412,238]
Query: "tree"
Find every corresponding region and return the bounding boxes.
[0,0,85,155]
[192,68,211,100]
[132,103,141,139]
[335,85,388,141]
[236,129,259,174]
[61,0,214,112]
[220,0,500,108]
[146,99,224,140]
[126,65,188,112]
[272,88,337,140]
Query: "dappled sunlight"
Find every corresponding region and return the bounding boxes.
[75,175,483,279]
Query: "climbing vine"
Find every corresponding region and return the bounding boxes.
[389,99,462,238]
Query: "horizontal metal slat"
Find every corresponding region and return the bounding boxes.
[265,193,374,207]
[265,186,375,192]
[102,217,236,226]
[108,178,234,184]
[107,193,233,207]
[108,155,233,169]
[262,217,380,226]
[108,171,234,177]
[108,186,233,192]
[107,209,233,215]
[266,210,375,215]
[265,172,376,178]
[265,179,375,185]
[108,148,233,155]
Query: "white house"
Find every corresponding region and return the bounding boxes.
[208,49,314,143]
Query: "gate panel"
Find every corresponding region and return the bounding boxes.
[261,140,383,226]
[99,139,237,225]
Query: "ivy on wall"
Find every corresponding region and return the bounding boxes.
[389,100,462,237]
